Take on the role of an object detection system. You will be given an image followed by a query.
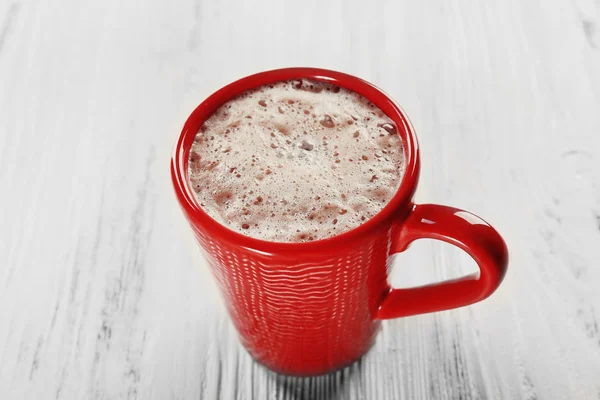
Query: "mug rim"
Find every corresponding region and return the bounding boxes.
[171,67,421,252]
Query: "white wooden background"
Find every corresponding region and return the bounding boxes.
[1,0,600,399]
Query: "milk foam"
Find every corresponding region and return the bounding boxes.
[188,79,405,242]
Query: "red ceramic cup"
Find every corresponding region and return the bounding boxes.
[171,68,508,376]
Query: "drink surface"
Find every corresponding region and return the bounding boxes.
[188,79,405,242]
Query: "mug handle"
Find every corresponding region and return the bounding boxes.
[376,204,509,319]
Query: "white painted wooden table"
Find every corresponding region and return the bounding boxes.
[1,0,600,398]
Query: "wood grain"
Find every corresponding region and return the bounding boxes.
[1,0,599,398]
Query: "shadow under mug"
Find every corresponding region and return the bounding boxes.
[171,68,509,376]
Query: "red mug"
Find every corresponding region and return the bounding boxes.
[171,68,508,376]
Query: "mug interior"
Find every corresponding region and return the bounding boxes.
[171,67,420,252]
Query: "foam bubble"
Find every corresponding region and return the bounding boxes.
[188,79,405,242]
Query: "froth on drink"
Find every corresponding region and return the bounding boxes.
[188,79,405,242]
